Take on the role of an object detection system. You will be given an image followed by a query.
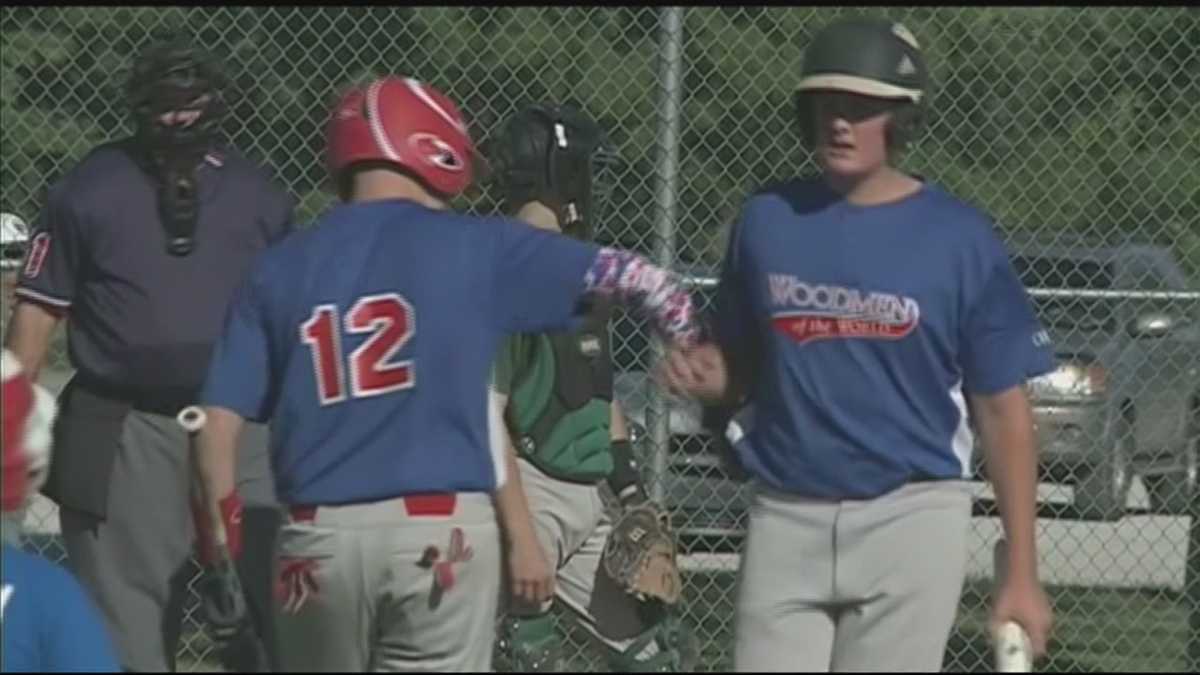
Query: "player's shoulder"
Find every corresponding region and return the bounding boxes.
[741,174,834,212]
[333,199,493,230]
[914,180,995,230]
[441,209,526,236]
[1,544,76,589]
[913,180,1011,252]
[731,175,840,238]
[246,220,317,283]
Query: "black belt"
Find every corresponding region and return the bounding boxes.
[73,374,197,418]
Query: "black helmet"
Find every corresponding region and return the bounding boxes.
[795,19,929,147]
[488,103,619,241]
[127,37,228,166]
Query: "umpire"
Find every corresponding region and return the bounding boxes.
[3,37,292,672]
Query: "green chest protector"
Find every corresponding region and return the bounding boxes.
[505,304,615,483]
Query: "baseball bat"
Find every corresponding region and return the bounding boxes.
[992,538,1034,672]
[178,405,251,644]
[178,405,232,553]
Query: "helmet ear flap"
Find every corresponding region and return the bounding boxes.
[885,102,924,151]
[795,92,817,150]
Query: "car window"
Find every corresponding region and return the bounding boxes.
[1118,255,1176,291]
[1014,255,1118,333]
[1012,255,1114,290]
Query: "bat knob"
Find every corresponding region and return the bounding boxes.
[993,620,1033,672]
[178,405,207,433]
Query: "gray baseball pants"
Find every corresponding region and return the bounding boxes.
[59,410,278,672]
[734,479,973,672]
[272,492,501,672]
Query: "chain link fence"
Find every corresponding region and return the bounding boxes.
[2,6,1198,672]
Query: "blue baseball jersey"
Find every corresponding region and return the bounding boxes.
[1,544,120,672]
[199,199,600,506]
[714,178,1055,500]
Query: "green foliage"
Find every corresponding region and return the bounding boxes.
[1,7,1196,281]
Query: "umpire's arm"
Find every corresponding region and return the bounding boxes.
[6,181,84,378]
[4,301,62,380]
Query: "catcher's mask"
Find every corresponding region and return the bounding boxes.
[128,37,228,169]
[488,103,619,241]
[793,18,929,152]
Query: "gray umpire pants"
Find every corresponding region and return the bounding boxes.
[59,409,278,672]
[734,480,973,672]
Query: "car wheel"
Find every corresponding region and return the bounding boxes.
[1145,404,1199,516]
[1075,412,1134,521]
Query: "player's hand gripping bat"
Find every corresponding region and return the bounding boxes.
[992,538,1034,672]
[179,406,248,642]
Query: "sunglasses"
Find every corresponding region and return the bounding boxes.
[807,92,902,124]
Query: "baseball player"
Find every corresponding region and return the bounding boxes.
[2,348,120,672]
[486,103,695,672]
[1,212,28,274]
[2,213,28,315]
[661,18,1055,671]
[3,37,291,672]
[188,75,702,672]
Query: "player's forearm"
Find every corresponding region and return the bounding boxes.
[3,300,62,380]
[610,400,630,443]
[194,406,243,537]
[607,402,646,503]
[493,440,541,548]
[974,386,1041,583]
[583,248,701,348]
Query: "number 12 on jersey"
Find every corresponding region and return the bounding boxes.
[301,293,416,405]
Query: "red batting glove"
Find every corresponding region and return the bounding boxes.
[192,491,244,566]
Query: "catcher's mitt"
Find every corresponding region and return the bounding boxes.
[602,501,682,605]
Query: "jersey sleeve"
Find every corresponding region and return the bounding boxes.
[491,334,527,397]
[13,182,84,311]
[264,184,297,244]
[490,218,600,334]
[45,568,121,672]
[960,229,1057,395]
[198,261,275,422]
[710,210,760,382]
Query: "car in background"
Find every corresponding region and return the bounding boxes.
[614,240,1199,551]
[1001,238,1199,520]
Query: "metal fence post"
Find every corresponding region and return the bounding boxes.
[648,6,685,504]
[1187,487,1200,671]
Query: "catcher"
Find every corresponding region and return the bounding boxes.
[488,102,696,672]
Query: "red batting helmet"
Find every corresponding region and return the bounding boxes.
[327,76,478,198]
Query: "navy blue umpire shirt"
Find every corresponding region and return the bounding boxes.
[14,138,295,401]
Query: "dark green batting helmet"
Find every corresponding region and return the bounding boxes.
[795,18,930,148]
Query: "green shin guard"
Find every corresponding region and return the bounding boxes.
[607,613,699,673]
[497,612,562,672]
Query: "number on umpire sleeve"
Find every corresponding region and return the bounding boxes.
[301,293,416,405]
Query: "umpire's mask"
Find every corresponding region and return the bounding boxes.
[128,37,228,170]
